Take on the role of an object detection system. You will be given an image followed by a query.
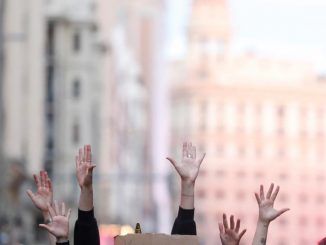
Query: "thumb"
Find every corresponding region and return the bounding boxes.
[26,190,37,204]
[218,222,224,234]
[87,164,96,174]
[166,157,178,168]
[276,208,290,218]
[197,153,206,166]
[39,224,52,233]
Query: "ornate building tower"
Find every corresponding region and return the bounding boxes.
[170,0,326,244]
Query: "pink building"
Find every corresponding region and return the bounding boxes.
[171,0,326,244]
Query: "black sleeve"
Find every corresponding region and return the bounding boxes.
[57,242,69,245]
[74,209,100,245]
[319,238,326,245]
[171,206,196,235]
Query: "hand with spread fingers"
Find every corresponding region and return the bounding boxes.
[255,183,289,223]
[167,142,205,185]
[39,201,71,243]
[219,213,246,245]
[26,170,53,213]
[252,183,290,245]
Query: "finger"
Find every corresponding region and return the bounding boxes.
[239,229,247,240]
[230,215,234,230]
[266,183,274,199]
[235,219,240,233]
[182,142,187,159]
[271,185,280,201]
[26,190,36,203]
[197,153,206,167]
[79,148,83,163]
[87,164,96,175]
[39,224,52,232]
[86,144,92,162]
[218,222,224,234]
[75,156,79,169]
[61,202,66,216]
[255,193,261,205]
[222,213,228,229]
[44,172,48,188]
[187,142,192,155]
[40,171,45,188]
[47,203,55,218]
[54,200,60,215]
[83,145,87,162]
[67,208,72,219]
[166,157,178,168]
[276,208,290,218]
[33,174,40,188]
[230,215,235,230]
[47,178,52,192]
[260,185,265,200]
[191,146,196,159]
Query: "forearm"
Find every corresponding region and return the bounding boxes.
[79,186,93,211]
[252,220,269,245]
[180,180,195,209]
[42,211,56,245]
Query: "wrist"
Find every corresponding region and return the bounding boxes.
[257,219,270,227]
[181,181,195,196]
[80,185,93,192]
[56,237,69,243]
[42,211,50,220]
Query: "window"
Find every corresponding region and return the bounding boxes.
[197,189,206,198]
[73,31,81,52]
[72,123,80,144]
[72,79,81,98]
[215,189,225,198]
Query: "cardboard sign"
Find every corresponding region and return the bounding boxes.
[114,234,199,245]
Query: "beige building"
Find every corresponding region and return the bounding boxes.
[171,0,326,244]
[0,0,101,243]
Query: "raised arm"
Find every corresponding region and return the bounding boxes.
[167,142,205,235]
[76,145,96,211]
[218,213,246,245]
[39,201,71,244]
[74,145,100,245]
[26,171,56,245]
[252,183,289,245]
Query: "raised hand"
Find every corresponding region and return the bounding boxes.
[219,214,246,245]
[76,145,96,189]
[255,183,290,223]
[167,142,205,184]
[39,201,71,243]
[26,171,53,212]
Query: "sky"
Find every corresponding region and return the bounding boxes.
[166,0,326,72]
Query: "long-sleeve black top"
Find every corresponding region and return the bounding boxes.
[74,209,100,245]
[171,206,196,235]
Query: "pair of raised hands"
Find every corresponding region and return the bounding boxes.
[26,145,95,242]
[218,184,289,245]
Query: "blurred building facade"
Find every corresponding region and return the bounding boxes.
[1,0,172,242]
[171,0,326,244]
[96,0,171,234]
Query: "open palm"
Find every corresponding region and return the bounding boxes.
[167,142,205,183]
[76,145,96,188]
[39,201,71,241]
[27,171,53,212]
[219,214,246,245]
[255,184,289,223]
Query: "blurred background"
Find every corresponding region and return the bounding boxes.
[0,0,326,244]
